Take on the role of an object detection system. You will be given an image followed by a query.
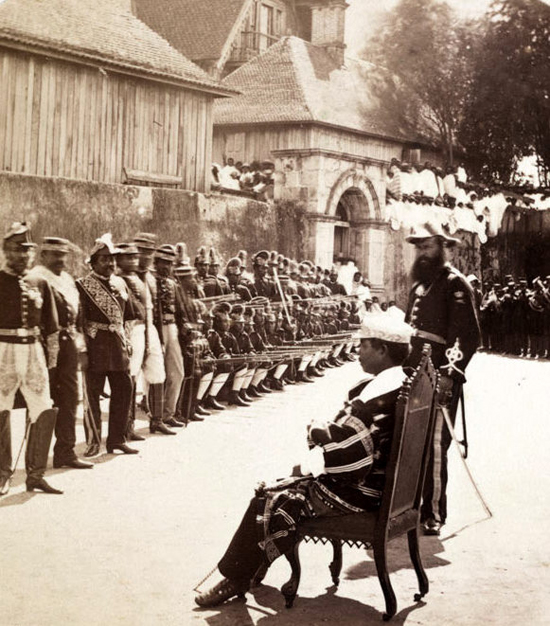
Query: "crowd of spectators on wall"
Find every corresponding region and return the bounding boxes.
[212,158,275,201]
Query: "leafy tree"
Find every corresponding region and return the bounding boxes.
[363,0,478,165]
[459,0,550,184]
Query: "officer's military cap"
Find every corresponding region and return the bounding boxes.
[154,244,177,262]
[253,250,270,266]
[41,236,70,253]
[116,243,139,256]
[134,232,157,250]
[3,222,36,248]
[174,261,194,278]
[88,233,120,262]
[406,222,460,246]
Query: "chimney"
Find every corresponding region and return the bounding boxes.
[309,0,348,66]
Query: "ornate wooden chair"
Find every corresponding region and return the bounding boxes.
[281,344,438,620]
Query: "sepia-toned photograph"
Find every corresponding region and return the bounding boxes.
[0,0,549,624]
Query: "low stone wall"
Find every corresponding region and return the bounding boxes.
[0,172,306,275]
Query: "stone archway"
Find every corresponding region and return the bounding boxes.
[326,168,382,221]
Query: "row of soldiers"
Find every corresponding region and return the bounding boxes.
[475,274,550,358]
[0,223,359,496]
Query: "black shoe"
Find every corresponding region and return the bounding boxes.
[164,418,184,428]
[195,404,212,416]
[228,391,250,407]
[258,381,272,394]
[128,431,146,442]
[309,367,324,377]
[26,478,63,494]
[188,414,205,422]
[297,372,314,383]
[83,443,100,458]
[195,577,249,608]
[271,379,284,391]
[53,458,93,469]
[247,386,263,398]
[204,396,226,411]
[150,421,176,435]
[422,519,442,536]
[240,390,254,403]
[106,444,139,455]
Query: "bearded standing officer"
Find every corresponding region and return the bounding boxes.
[405,224,480,535]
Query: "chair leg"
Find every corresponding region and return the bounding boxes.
[373,540,397,621]
[408,528,429,601]
[250,562,269,588]
[329,540,343,586]
[281,539,302,609]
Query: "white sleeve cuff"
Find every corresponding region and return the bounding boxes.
[300,446,326,478]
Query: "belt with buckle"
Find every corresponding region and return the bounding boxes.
[0,326,41,344]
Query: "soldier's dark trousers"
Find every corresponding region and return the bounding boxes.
[49,330,79,463]
[421,383,461,525]
[85,371,132,447]
[26,409,58,483]
[218,498,265,584]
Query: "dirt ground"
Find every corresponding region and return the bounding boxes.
[1,352,549,625]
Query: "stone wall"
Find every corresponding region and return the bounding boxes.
[0,172,305,275]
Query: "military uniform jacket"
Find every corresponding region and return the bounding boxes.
[76,273,135,372]
[405,264,480,381]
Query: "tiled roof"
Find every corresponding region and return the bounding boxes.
[0,0,233,94]
[134,0,250,63]
[215,37,426,143]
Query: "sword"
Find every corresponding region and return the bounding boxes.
[459,389,468,459]
[440,404,492,518]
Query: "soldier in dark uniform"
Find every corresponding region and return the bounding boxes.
[229,304,257,403]
[0,223,63,496]
[404,224,480,535]
[153,245,186,428]
[251,251,276,300]
[225,257,253,301]
[77,235,137,456]
[212,304,250,407]
[201,307,231,411]
[195,247,224,298]
[28,237,93,469]
[208,248,231,295]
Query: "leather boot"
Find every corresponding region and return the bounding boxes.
[258,381,272,394]
[228,391,250,407]
[195,404,211,416]
[25,409,63,494]
[204,396,226,411]
[240,390,254,403]
[149,419,176,435]
[0,411,12,496]
[247,385,263,398]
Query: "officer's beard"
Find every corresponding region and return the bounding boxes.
[411,250,446,285]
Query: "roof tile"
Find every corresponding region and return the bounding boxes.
[0,0,231,93]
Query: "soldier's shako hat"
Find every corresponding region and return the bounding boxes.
[253,250,270,266]
[209,247,222,266]
[88,233,120,263]
[405,222,460,246]
[134,232,157,250]
[225,257,242,275]
[230,303,245,323]
[175,242,190,266]
[268,251,278,267]
[41,236,70,253]
[243,306,254,319]
[3,222,36,248]
[116,243,139,255]
[194,246,208,266]
[154,244,177,262]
